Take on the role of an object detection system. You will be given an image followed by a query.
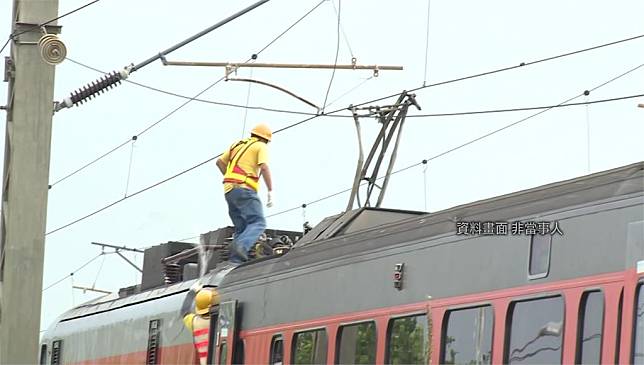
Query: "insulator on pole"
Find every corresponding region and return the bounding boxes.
[54,68,130,112]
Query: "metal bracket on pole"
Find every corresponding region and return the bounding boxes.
[345,92,421,211]
[72,285,111,295]
[91,242,144,273]
[53,0,271,112]
[164,60,403,77]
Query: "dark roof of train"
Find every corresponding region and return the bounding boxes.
[219,161,644,286]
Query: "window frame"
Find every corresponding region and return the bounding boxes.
[575,289,605,364]
[335,320,378,365]
[384,311,430,365]
[632,281,644,365]
[527,234,552,280]
[269,334,284,365]
[291,327,329,365]
[503,294,565,364]
[39,344,47,365]
[440,303,495,365]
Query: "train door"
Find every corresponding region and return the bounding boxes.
[212,300,243,364]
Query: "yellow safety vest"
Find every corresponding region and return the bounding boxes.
[223,137,260,191]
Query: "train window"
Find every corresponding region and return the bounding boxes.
[336,321,377,364]
[146,319,161,365]
[616,289,623,364]
[270,335,284,365]
[441,305,493,364]
[39,344,47,365]
[576,291,604,364]
[528,234,551,279]
[219,342,227,365]
[50,340,62,365]
[292,328,328,364]
[633,283,644,365]
[385,314,429,365]
[505,296,563,364]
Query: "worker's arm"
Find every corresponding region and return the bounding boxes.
[259,164,273,192]
[216,159,227,175]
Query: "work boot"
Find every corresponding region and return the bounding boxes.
[230,243,249,263]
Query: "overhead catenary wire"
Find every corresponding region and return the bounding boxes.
[49,0,327,188]
[42,252,110,291]
[0,0,102,55]
[65,57,346,118]
[63,32,644,121]
[45,86,644,236]
[266,64,644,219]
[44,40,644,234]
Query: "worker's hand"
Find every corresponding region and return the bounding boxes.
[190,281,203,293]
[266,191,274,208]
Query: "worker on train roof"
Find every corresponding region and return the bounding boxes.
[182,282,220,365]
[216,123,274,263]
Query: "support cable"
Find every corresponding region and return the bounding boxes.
[42,252,108,291]
[423,0,432,86]
[124,137,137,197]
[46,87,644,235]
[241,68,254,137]
[330,0,354,58]
[65,57,344,118]
[44,55,643,235]
[422,159,428,211]
[322,0,342,113]
[62,32,644,120]
[349,34,644,109]
[48,0,326,188]
[92,253,107,289]
[585,94,591,173]
[0,0,102,55]
[266,64,644,219]
[325,76,373,109]
[70,274,75,306]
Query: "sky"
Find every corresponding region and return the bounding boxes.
[1,0,643,333]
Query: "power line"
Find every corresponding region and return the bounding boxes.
[422,0,433,85]
[45,44,644,234]
[349,33,644,110]
[42,252,110,291]
[46,89,644,235]
[266,64,644,219]
[64,32,644,121]
[406,92,644,118]
[49,0,327,188]
[0,0,102,55]
[330,0,355,58]
[66,58,337,118]
[322,0,342,112]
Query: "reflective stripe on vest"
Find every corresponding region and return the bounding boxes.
[223,137,260,191]
[192,316,210,365]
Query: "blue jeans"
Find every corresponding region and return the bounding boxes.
[225,187,266,263]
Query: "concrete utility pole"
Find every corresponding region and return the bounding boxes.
[0,0,60,362]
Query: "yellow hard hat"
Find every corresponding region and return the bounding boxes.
[251,123,272,142]
[195,290,213,315]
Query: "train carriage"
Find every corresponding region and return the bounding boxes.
[41,161,644,364]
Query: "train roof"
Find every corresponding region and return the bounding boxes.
[51,161,643,323]
[220,161,644,286]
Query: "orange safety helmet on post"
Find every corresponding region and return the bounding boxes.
[251,123,272,142]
